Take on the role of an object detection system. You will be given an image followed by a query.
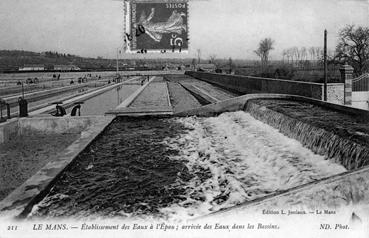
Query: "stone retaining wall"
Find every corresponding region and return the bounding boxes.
[185,71,344,104]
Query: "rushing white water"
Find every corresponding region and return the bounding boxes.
[161,111,347,220]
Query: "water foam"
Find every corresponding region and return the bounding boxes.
[161,111,346,220]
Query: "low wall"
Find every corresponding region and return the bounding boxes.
[185,71,344,104]
[0,116,101,144]
[18,117,93,134]
[175,93,369,118]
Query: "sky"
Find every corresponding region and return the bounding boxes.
[0,0,368,60]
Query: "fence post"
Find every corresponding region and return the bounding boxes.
[6,103,11,119]
[340,63,354,106]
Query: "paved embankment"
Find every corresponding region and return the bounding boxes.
[108,74,242,115]
[109,76,173,115]
[165,74,238,104]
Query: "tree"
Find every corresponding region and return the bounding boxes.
[335,25,369,75]
[292,47,299,66]
[309,47,315,61]
[282,50,287,63]
[254,38,275,67]
[287,48,294,64]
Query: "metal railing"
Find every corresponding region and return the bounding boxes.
[352,73,369,91]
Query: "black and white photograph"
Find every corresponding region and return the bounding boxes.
[0,0,369,237]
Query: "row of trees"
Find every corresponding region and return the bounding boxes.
[254,24,369,75]
[42,51,76,58]
[281,47,338,69]
[283,47,324,63]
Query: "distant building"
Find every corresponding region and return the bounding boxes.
[19,64,45,71]
[163,64,180,71]
[196,63,216,72]
[54,65,81,71]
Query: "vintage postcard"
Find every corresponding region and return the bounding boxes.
[0,0,369,238]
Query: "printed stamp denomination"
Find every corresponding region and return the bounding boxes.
[124,0,189,53]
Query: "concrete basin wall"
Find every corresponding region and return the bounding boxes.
[185,71,344,104]
[18,117,93,134]
[0,116,103,144]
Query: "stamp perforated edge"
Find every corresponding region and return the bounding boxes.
[123,0,190,54]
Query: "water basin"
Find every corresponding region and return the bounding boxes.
[65,84,140,115]
[29,111,346,221]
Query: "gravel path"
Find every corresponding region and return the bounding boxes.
[0,130,80,201]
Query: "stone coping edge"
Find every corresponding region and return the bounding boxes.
[185,71,344,86]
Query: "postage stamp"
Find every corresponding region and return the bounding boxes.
[124,0,189,54]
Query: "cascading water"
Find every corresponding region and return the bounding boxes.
[159,112,346,220]
[245,99,369,170]
[29,111,346,221]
